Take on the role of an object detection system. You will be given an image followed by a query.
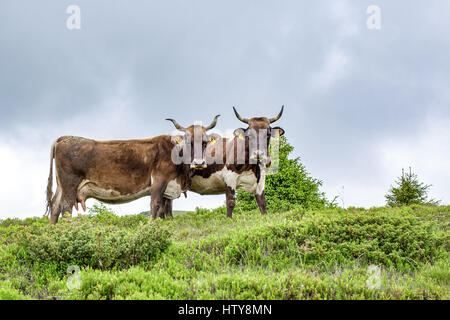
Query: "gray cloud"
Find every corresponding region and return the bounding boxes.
[1,0,449,217]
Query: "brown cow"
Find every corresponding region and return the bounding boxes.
[162,106,285,218]
[45,115,220,224]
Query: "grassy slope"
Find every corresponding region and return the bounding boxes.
[0,205,449,300]
[139,210,189,218]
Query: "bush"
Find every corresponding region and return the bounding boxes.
[235,136,329,212]
[88,203,148,227]
[1,205,448,300]
[385,167,439,207]
[195,208,448,271]
[0,281,27,300]
[17,215,171,271]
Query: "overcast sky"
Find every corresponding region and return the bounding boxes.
[1,1,449,219]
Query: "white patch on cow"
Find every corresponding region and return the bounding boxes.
[77,179,151,204]
[190,166,267,195]
[255,166,267,195]
[190,171,227,195]
[222,167,240,191]
[235,170,258,194]
[164,179,182,200]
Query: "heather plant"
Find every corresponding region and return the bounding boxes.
[0,205,448,300]
[16,214,171,271]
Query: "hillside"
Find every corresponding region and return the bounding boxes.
[0,205,449,300]
[139,210,189,218]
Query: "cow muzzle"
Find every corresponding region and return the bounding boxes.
[250,150,269,164]
[191,159,207,170]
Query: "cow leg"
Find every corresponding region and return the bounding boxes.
[159,200,166,219]
[150,179,168,220]
[50,190,76,224]
[225,187,236,218]
[166,199,173,218]
[60,200,74,220]
[164,199,173,218]
[255,190,267,215]
[50,186,63,224]
[51,172,82,224]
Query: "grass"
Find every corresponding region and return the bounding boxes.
[139,210,189,218]
[0,205,448,300]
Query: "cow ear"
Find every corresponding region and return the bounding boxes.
[271,127,285,138]
[171,134,184,145]
[208,133,221,145]
[233,128,246,140]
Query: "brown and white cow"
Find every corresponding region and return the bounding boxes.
[45,115,220,224]
[162,106,285,218]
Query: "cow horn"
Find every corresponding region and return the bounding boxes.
[205,115,221,131]
[232,106,249,124]
[269,105,284,123]
[166,118,186,132]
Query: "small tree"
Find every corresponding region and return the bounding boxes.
[235,136,329,212]
[385,167,438,207]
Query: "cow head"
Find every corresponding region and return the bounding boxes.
[166,115,220,170]
[232,106,285,166]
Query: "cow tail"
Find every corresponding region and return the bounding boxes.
[45,141,57,216]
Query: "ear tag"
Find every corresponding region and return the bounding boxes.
[174,137,182,144]
[210,138,216,145]
[238,134,244,140]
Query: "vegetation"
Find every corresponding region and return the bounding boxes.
[236,136,330,212]
[0,204,448,300]
[19,215,170,270]
[385,167,439,207]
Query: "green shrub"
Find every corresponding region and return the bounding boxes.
[0,217,48,228]
[385,167,439,207]
[195,208,448,271]
[0,217,49,245]
[18,215,171,271]
[1,205,448,300]
[88,203,148,227]
[62,266,194,300]
[0,281,27,300]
